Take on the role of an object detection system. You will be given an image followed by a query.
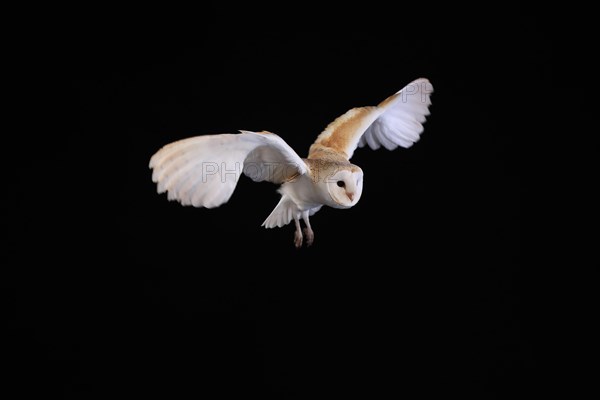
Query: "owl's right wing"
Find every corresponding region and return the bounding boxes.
[149,130,308,208]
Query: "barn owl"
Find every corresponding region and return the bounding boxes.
[149,78,433,247]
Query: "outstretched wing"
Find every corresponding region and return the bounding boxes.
[308,78,433,160]
[149,131,308,208]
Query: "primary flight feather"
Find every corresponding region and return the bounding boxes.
[149,78,434,247]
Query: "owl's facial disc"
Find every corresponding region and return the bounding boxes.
[327,168,363,208]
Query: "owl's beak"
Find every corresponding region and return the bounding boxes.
[347,192,354,202]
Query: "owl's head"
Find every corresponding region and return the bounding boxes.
[326,167,363,208]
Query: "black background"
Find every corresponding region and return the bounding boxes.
[7,4,551,399]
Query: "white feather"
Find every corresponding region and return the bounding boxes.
[149,131,307,208]
[262,196,293,228]
[361,78,433,151]
[308,78,433,160]
[372,122,400,150]
[363,130,381,150]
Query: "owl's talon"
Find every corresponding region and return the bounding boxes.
[294,230,303,248]
[303,227,314,247]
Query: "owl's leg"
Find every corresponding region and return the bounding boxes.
[293,215,303,248]
[301,211,314,247]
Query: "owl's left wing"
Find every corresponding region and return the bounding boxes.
[308,78,433,160]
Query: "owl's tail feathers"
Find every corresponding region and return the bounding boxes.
[262,195,298,228]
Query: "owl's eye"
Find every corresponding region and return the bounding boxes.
[336,180,345,188]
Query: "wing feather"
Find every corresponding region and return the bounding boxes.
[149,131,308,208]
[364,130,381,150]
[372,122,399,151]
[309,78,433,160]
